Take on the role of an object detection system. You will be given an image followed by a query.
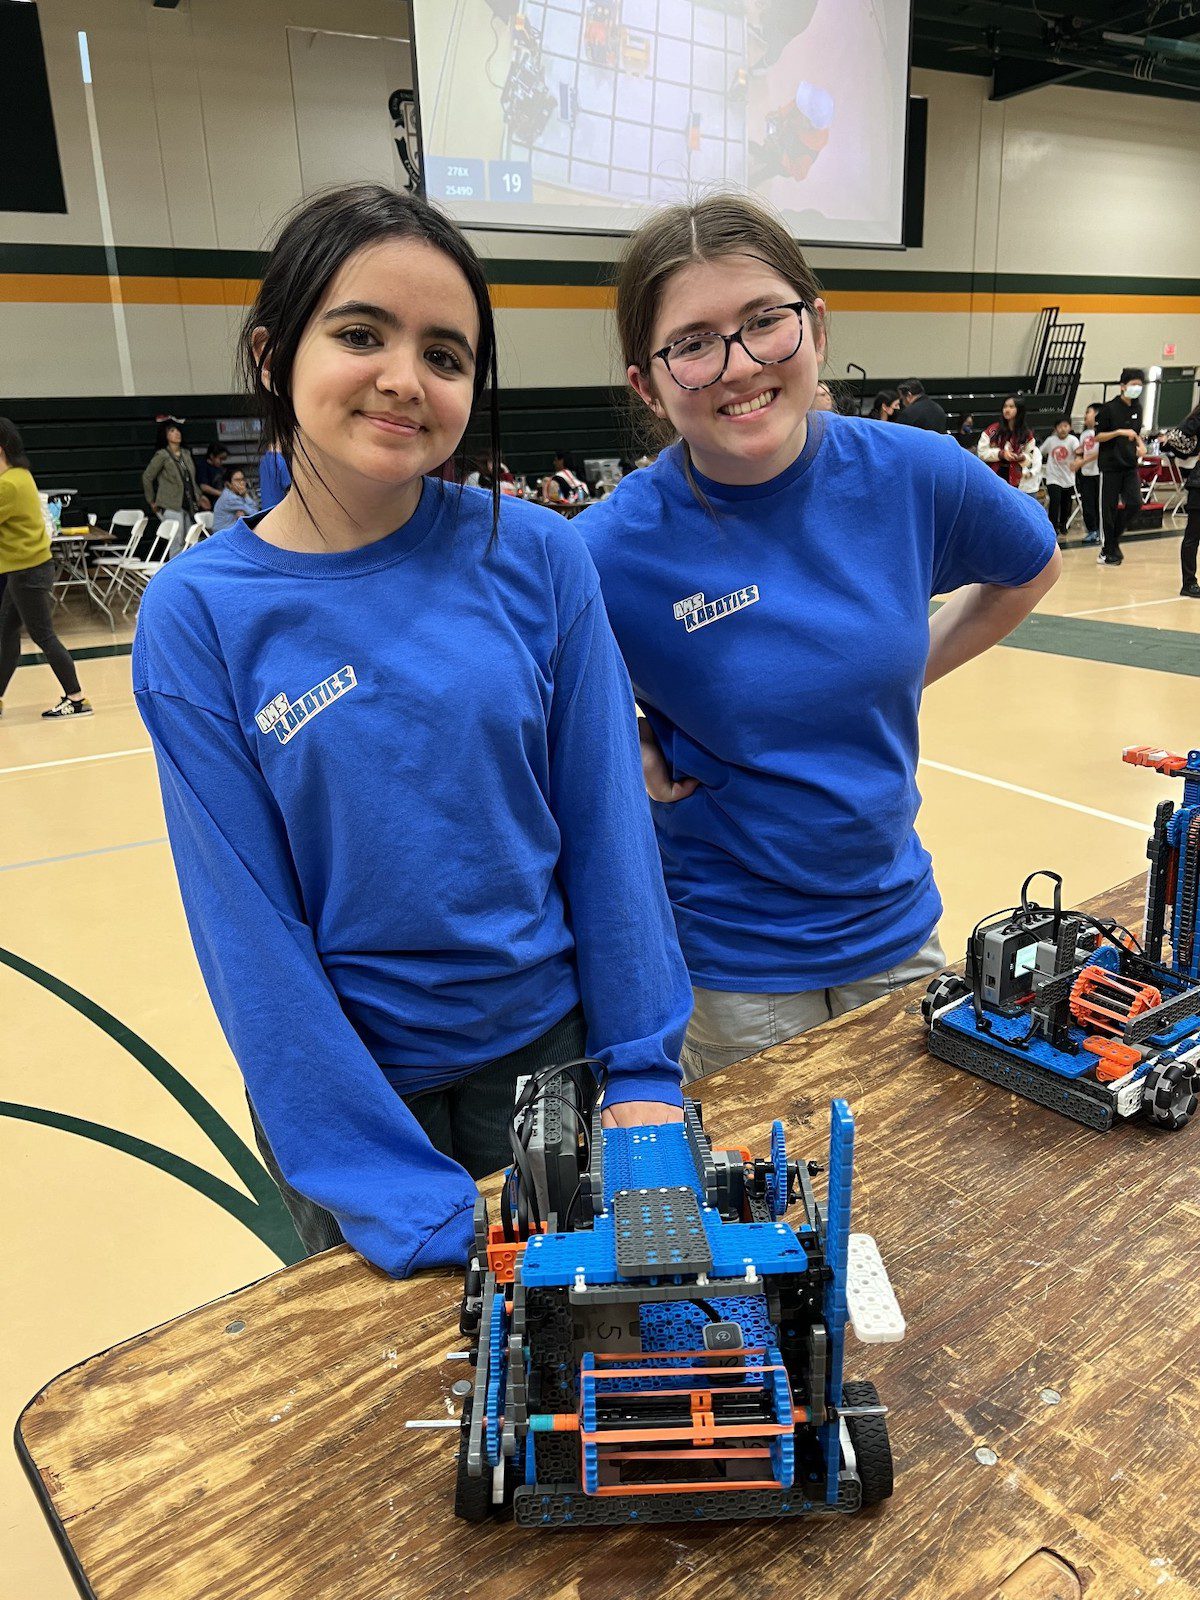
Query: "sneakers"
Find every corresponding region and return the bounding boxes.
[1182,584,1200,599]
[1081,531,1100,546]
[42,696,93,719]
[1097,553,1124,566]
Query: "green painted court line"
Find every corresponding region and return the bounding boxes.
[18,640,133,668]
[20,611,1200,680]
[998,612,1200,677]
[931,601,1200,678]
[0,1102,305,1265]
[0,944,298,1250]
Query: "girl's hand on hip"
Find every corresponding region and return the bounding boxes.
[601,1100,685,1128]
[639,718,699,803]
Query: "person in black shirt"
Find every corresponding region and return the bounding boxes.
[195,442,229,512]
[894,379,948,433]
[1094,367,1146,565]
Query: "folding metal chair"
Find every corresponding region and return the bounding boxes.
[92,511,148,610]
[105,519,177,614]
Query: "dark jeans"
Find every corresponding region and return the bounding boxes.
[1182,507,1200,588]
[1078,473,1100,535]
[1101,466,1141,558]
[0,559,81,698]
[1046,482,1074,538]
[248,1004,588,1257]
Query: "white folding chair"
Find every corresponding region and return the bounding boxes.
[93,511,148,609]
[107,519,177,614]
[182,520,207,549]
[194,511,214,532]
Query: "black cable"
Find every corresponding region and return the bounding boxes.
[693,1299,725,1323]
[505,1057,603,1237]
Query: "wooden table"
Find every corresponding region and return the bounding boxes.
[18,877,1199,1600]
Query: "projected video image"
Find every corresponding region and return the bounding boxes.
[414,0,910,244]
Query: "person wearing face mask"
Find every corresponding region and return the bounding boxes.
[1094,368,1147,566]
[577,193,1061,1081]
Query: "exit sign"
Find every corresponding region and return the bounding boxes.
[1163,342,1177,359]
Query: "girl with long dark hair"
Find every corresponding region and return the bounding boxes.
[0,417,91,719]
[132,185,689,1276]
[578,193,1060,1080]
[978,396,1036,489]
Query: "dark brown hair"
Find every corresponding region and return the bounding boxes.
[238,183,501,536]
[0,417,32,472]
[614,192,825,456]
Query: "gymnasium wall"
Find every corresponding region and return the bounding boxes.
[1,0,1197,405]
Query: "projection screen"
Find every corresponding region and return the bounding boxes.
[411,0,913,246]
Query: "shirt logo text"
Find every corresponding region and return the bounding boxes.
[256,666,357,745]
[673,587,760,632]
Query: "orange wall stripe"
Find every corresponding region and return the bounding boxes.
[0,275,1197,318]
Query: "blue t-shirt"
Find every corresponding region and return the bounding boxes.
[132,481,690,1277]
[257,450,291,511]
[579,413,1057,992]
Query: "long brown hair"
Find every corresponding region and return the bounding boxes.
[614,192,826,456]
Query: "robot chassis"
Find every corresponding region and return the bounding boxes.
[922,745,1200,1133]
[453,1077,905,1528]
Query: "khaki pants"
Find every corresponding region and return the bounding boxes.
[680,930,946,1083]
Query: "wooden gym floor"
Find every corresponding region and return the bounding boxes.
[3,522,1199,1598]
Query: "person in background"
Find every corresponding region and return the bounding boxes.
[1094,368,1146,567]
[866,389,899,422]
[211,467,258,533]
[954,413,978,450]
[464,451,515,491]
[142,419,201,551]
[0,417,91,719]
[541,449,588,503]
[196,443,230,511]
[978,396,1036,489]
[257,436,292,512]
[1160,401,1200,598]
[812,380,837,412]
[894,379,948,433]
[1073,403,1101,546]
[1040,415,1080,543]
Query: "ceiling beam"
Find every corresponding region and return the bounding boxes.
[991,56,1091,99]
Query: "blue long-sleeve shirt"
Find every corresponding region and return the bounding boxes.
[132,481,690,1277]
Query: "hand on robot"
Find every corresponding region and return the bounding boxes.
[601,1100,685,1128]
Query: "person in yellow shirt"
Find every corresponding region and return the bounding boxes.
[0,418,91,719]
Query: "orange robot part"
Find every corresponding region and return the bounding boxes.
[1069,965,1161,1039]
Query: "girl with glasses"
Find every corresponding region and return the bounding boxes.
[132,185,690,1277]
[578,192,1061,1081]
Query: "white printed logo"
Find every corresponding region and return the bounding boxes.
[256,666,358,745]
[673,587,760,632]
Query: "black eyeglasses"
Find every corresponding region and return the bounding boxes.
[651,302,809,391]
